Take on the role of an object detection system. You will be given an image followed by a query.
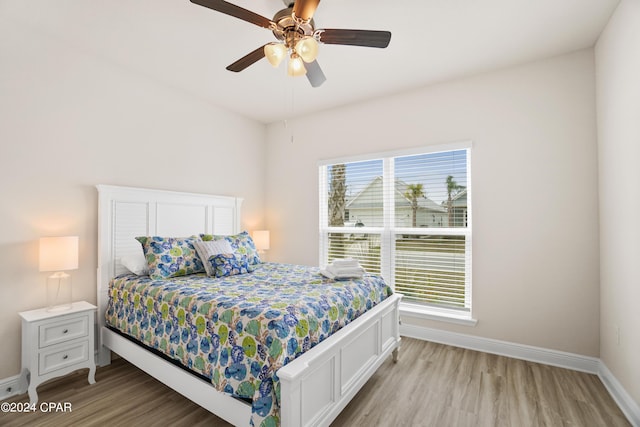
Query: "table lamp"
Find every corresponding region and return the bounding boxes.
[39,236,78,311]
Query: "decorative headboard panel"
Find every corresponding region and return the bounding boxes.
[95,185,242,363]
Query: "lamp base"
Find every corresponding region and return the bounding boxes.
[46,272,72,312]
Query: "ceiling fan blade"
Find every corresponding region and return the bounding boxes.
[305,60,326,87]
[293,0,320,22]
[190,0,273,29]
[316,29,391,48]
[226,44,267,72]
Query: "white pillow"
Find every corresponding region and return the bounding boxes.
[120,252,149,276]
[193,239,234,276]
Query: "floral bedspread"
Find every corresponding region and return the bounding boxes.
[106,262,393,427]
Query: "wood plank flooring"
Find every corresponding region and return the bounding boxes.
[1,338,630,426]
[333,338,629,426]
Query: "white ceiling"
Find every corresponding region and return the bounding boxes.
[3,0,619,124]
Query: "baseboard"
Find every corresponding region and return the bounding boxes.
[400,323,600,374]
[598,362,640,427]
[0,374,26,401]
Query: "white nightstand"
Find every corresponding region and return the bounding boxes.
[19,301,97,404]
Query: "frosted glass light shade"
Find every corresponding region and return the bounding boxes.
[295,36,319,63]
[264,43,287,67]
[252,230,270,251]
[288,55,307,77]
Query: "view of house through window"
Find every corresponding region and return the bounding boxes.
[319,145,471,312]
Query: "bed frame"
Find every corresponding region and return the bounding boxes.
[96,184,401,427]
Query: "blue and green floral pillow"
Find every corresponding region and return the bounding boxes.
[200,231,261,266]
[135,236,205,280]
[210,253,253,277]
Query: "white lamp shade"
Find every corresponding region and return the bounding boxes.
[253,230,270,251]
[39,236,79,272]
[264,43,287,67]
[295,36,319,63]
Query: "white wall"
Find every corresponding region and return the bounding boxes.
[595,0,640,405]
[266,50,600,357]
[0,18,266,379]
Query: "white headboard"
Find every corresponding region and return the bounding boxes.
[95,184,242,363]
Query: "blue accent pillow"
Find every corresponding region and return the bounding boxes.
[210,253,253,277]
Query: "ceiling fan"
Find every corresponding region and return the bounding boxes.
[190,0,392,87]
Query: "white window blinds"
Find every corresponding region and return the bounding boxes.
[319,145,471,312]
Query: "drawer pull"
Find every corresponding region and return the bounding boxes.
[63,329,69,334]
[63,355,68,360]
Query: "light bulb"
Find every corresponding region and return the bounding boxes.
[264,43,286,67]
[294,36,319,63]
[288,54,307,77]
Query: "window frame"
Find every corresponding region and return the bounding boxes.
[318,141,475,324]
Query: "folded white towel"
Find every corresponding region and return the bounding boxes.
[319,269,336,279]
[332,258,360,269]
[321,259,365,280]
[320,258,365,280]
[326,264,365,276]
[320,269,363,280]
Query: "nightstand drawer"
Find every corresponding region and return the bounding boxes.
[39,316,89,348]
[39,341,89,376]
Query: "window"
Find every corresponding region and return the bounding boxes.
[319,143,472,317]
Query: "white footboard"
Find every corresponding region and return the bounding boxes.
[278,293,401,427]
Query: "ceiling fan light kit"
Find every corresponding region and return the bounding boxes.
[190,0,392,87]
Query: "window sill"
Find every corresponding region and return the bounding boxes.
[400,302,478,326]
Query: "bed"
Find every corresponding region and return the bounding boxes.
[96,185,401,427]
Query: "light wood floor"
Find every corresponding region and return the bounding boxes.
[1,338,629,427]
